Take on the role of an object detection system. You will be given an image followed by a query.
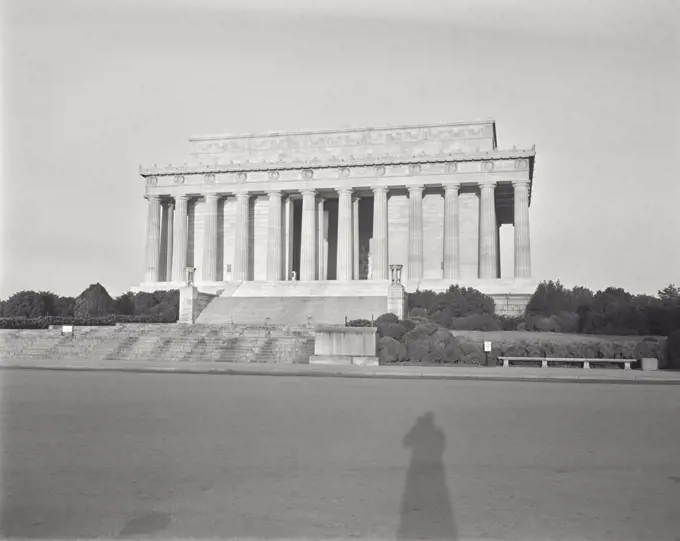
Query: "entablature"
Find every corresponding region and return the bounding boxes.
[139,148,536,178]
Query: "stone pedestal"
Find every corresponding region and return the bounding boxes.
[309,325,378,366]
[387,284,407,319]
[179,285,216,324]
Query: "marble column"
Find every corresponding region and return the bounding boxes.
[443,182,460,280]
[201,193,219,282]
[233,191,250,281]
[284,196,294,280]
[171,195,189,282]
[317,197,326,280]
[513,180,532,278]
[478,180,498,279]
[164,200,174,282]
[371,186,389,280]
[144,195,162,283]
[407,185,424,282]
[300,190,317,281]
[266,190,283,281]
[353,195,360,279]
[336,187,353,281]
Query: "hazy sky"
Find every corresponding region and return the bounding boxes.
[2,0,678,299]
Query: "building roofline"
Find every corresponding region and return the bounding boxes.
[188,119,497,142]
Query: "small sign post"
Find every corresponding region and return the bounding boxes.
[484,340,492,366]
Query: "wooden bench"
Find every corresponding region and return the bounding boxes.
[498,356,633,370]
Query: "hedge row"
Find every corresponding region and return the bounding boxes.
[370,313,669,366]
[0,314,177,329]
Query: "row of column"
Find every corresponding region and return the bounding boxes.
[144,180,531,283]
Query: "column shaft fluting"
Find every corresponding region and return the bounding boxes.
[284,196,294,280]
[171,195,189,282]
[478,181,498,279]
[407,185,424,282]
[144,195,162,283]
[165,201,174,282]
[233,192,250,281]
[317,198,326,280]
[513,180,532,278]
[443,183,460,280]
[337,188,353,281]
[353,196,360,279]
[202,193,219,282]
[371,186,389,280]
[300,190,317,281]
[266,191,283,281]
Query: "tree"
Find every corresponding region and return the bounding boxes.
[74,283,114,318]
[2,291,47,318]
[658,284,680,301]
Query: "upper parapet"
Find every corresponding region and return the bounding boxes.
[188,120,498,167]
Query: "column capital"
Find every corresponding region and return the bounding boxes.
[204,193,219,201]
[407,184,424,195]
[235,190,250,200]
[174,194,189,202]
[371,186,388,194]
[478,179,498,188]
[443,182,461,193]
[336,187,353,196]
[267,190,283,197]
[301,189,317,197]
[146,194,161,202]
[512,180,531,189]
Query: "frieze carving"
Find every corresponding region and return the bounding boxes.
[444,163,458,173]
[301,169,314,180]
[173,175,185,185]
[481,161,494,172]
[375,165,386,176]
[268,171,280,180]
[408,164,422,175]
[514,159,528,169]
[236,172,247,182]
[147,176,158,186]
[339,167,350,178]
[205,173,216,184]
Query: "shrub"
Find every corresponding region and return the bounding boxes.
[375,313,399,325]
[0,314,178,329]
[498,315,522,331]
[346,319,372,327]
[399,319,416,332]
[449,313,502,331]
[403,323,458,363]
[377,322,407,341]
[377,336,407,364]
[667,329,680,369]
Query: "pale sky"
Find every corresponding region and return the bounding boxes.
[2,0,678,299]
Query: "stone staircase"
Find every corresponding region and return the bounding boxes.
[197,297,388,325]
[0,324,315,365]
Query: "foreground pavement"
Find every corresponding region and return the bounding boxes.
[1,356,680,384]
[2,369,680,540]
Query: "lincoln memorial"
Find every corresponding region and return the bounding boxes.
[136,120,537,322]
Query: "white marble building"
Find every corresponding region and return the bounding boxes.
[137,120,537,317]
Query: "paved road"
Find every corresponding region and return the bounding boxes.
[1,370,679,540]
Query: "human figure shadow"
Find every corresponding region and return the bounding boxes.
[397,412,458,540]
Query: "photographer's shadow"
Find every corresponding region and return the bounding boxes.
[397,412,458,540]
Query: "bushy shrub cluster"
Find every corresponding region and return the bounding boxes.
[372,308,668,366]
[0,285,179,328]
[526,281,680,336]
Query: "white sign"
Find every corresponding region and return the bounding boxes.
[62,325,73,334]
[483,341,492,352]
